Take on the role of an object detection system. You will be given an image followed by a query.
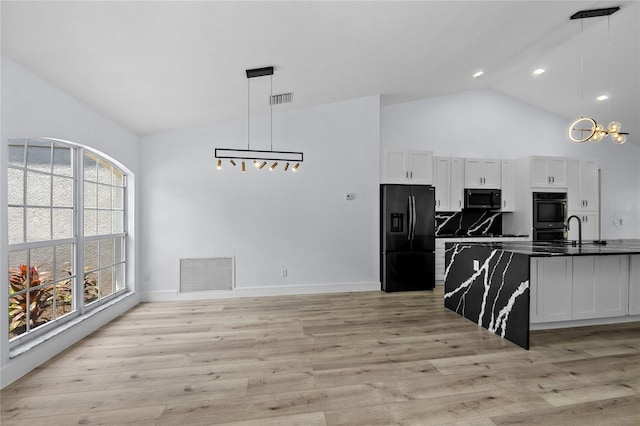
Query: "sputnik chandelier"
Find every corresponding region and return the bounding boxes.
[567,6,629,145]
[215,66,303,173]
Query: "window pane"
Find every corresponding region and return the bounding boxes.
[100,268,114,298]
[8,168,24,205]
[53,208,73,240]
[52,176,73,207]
[52,146,73,177]
[26,141,51,172]
[26,208,51,242]
[84,271,99,304]
[97,210,111,235]
[55,244,74,282]
[112,187,124,209]
[100,239,114,268]
[114,237,125,262]
[84,241,99,272]
[97,184,111,209]
[55,279,74,318]
[8,207,24,245]
[113,169,124,187]
[84,209,97,236]
[30,284,55,331]
[97,160,112,185]
[84,154,97,182]
[84,182,97,208]
[114,263,125,291]
[113,211,124,233]
[30,246,54,285]
[26,172,51,207]
[8,141,25,166]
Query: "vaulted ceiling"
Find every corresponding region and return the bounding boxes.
[2,1,638,144]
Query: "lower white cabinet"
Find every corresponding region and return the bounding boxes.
[566,211,599,241]
[630,255,640,315]
[530,257,572,322]
[572,256,629,320]
[532,254,633,324]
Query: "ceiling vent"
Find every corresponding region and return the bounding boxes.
[269,92,293,105]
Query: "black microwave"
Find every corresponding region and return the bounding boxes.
[464,189,501,209]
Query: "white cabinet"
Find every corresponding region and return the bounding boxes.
[566,211,599,241]
[629,255,640,315]
[381,150,433,184]
[572,256,629,319]
[464,158,501,189]
[530,156,567,187]
[567,159,598,212]
[434,157,464,211]
[530,257,573,323]
[501,160,515,212]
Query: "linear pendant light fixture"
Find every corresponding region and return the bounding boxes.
[215,66,303,172]
[567,6,629,144]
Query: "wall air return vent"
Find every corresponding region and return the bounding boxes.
[179,257,234,293]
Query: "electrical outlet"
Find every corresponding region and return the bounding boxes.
[473,260,479,271]
[281,268,287,278]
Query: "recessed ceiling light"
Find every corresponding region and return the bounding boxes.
[472,71,484,78]
[596,95,609,101]
[533,68,546,75]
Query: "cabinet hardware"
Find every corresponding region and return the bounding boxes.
[410,171,413,179]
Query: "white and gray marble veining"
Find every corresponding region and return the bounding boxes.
[467,211,501,234]
[489,280,529,338]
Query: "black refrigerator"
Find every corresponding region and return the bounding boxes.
[380,184,436,292]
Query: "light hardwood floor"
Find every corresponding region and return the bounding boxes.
[2,286,639,425]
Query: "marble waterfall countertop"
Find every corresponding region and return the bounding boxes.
[448,239,640,257]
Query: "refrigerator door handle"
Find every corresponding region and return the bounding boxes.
[407,196,413,240]
[410,195,417,240]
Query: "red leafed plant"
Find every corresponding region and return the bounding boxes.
[8,265,54,335]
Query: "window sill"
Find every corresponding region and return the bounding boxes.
[9,291,136,359]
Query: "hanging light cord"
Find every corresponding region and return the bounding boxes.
[270,74,273,152]
[607,15,612,123]
[580,19,584,109]
[247,77,251,150]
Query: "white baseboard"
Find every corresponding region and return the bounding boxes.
[530,314,640,330]
[140,281,381,302]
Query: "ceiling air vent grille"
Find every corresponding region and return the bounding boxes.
[269,92,293,105]
[179,257,234,293]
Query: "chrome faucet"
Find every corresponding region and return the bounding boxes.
[566,215,582,246]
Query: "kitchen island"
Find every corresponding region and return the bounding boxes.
[444,240,640,349]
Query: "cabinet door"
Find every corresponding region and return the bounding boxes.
[408,150,433,184]
[547,158,567,186]
[580,160,598,210]
[382,150,407,183]
[599,255,629,318]
[464,159,483,188]
[567,211,599,241]
[450,158,464,212]
[501,160,515,212]
[572,257,598,319]
[434,157,451,211]
[539,257,573,322]
[530,157,550,187]
[630,255,640,315]
[530,259,542,323]
[482,160,501,189]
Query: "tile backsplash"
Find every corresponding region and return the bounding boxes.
[435,210,502,236]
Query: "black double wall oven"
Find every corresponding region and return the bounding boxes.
[532,192,567,242]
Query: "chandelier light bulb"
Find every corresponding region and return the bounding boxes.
[608,122,621,133]
[292,163,300,172]
[230,159,236,166]
[242,161,246,173]
[269,162,278,171]
[258,161,267,169]
[613,133,627,144]
[217,159,222,170]
[284,162,290,171]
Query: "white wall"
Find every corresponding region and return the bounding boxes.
[381,89,640,239]
[0,57,141,388]
[139,95,381,299]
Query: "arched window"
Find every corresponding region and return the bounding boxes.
[7,138,129,346]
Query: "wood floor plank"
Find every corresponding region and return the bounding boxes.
[2,286,638,425]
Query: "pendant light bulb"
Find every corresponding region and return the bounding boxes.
[253,160,259,168]
[292,163,300,172]
[217,159,222,170]
[269,162,278,171]
[284,162,290,171]
[230,159,236,166]
[259,161,267,169]
[242,160,246,173]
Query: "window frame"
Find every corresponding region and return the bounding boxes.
[6,138,129,348]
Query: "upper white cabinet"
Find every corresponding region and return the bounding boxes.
[434,157,464,211]
[567,159,598,212]
[530,156,567,187]
[501,160,515,212]
[382,149,433,185]
[464,158,501,189]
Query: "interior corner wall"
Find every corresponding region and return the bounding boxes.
[0,56,141,388]
[380,89,640,239]
[139,95,381,300]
